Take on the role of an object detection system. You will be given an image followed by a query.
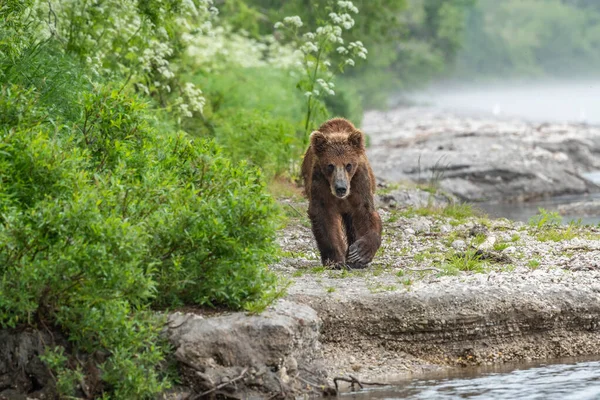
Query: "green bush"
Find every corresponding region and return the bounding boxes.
[212,109,301,178]
[188,66,306,127]
[0,82,280,397]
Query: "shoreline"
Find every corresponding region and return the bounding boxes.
[272,188,600,387]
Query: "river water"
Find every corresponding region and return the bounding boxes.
[341,358,600,400]
[407,80,600,125]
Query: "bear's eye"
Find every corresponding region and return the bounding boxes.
[327,164,335,173]
[345,163,352,172]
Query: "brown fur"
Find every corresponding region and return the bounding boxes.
[301,118,382,269]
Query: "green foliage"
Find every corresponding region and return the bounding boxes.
[536,225,577,243]
[40,347,85,397]
[528,208,579,242]
[323,79,364,126]
[529,208,562,228]
[192,67,306,124]
[1,73,279,398]
[0,43,89,122]
[442,203,475,220]
[493,242,511,251]
[212,109,300,178]
[185,67,307,177]
[455,0,600,78]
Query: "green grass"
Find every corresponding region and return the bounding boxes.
[395,202,476,221]
[472,233,487,246]
[536,227,577,242]
[493,242,511,251]
[441,249,488,274]
[528,259,541,269]
[443,203,476,219]
[529,208,562,228]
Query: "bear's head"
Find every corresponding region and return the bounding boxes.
[310,128,365,199]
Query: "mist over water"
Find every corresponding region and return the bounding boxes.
[407,80,600,125]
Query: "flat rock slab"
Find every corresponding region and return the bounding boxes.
[287,270,600,380]
[364,107,600,202]
[165,300,328,398]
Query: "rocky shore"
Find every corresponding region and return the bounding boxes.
[363,107,600,202]
[160,183,600,398]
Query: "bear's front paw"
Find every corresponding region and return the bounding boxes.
[346,242,372,269]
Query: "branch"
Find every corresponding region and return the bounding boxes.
[403,267,442,273]
[191,367,248,400]
[333,375,387,392]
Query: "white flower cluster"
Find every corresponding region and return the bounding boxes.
[187,26,301,71]
[337,1,359,13]
[328,12,354,29]
[348,40,368,59]
[273,0,365,105]
[317,78,335,95]
[31,0,217,116]
[139,40,174,78]
[173,82,205,121]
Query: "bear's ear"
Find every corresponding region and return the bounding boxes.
[348,130,364,150]
[310,131,328,154]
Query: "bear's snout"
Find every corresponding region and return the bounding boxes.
[335,184,347,197]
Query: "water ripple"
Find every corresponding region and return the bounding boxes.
[342,360,600,400]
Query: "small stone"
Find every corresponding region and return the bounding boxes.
[478,236,496,251]
[405,228,416,235]
[469,224,489,237]
[440,224,452,233]
[451,240,466,250]
[412,219,431,233]
[503,246,517,254]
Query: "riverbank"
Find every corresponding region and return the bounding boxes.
[162,187,600,399]
[364,107,600,203]
[273,187,600,383]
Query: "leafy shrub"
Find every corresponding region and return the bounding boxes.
[0,83,280,397]
[192,67,304,117]
[212,109,301,178]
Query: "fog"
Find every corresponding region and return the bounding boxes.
[407,80,600,125]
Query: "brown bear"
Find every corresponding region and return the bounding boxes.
[301,118,382,269]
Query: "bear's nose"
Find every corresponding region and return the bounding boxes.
[335,186,347,197]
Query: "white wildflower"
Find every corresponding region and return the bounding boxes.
[300,41,318,54]
[329,12,342,24]
[345,58,355,66]
[283,16,303,27]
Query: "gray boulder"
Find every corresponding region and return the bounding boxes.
[165,300,328,399]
